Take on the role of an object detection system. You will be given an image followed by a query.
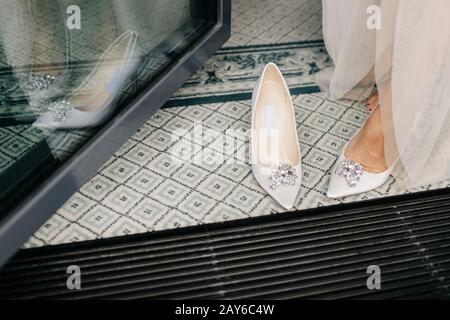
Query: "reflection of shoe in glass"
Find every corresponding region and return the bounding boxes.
[327,106,393,199]
[34,30,141,129]
[19,72,67,109]
[251,63,302,210]
[20,73,57,92]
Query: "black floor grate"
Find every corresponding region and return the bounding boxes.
[1,189,450,299]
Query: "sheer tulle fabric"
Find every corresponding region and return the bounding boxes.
[317,0,450,188]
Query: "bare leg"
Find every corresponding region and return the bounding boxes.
[345,87,391,173]
[29,0,67,77]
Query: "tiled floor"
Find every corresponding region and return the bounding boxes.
[226,0,322,46]
[23,0,450,248]
[22,0,325,247]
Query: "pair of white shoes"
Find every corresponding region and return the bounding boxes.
[251,63,392,210]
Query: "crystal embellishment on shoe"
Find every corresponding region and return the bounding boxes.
[270,164,298,190]
[335,159,364,187]
[21,73,56,91]
[46,99,73,122]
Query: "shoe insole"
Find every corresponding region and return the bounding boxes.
[71,37,131,112]
[254,80,299,167]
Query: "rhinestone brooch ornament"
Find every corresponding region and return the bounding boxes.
[23,73,56,91]
[46,99,73,122]
[270,164,298,190]
[335,159,364,187]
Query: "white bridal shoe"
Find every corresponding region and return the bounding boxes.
[251,63,302,210]
[327,106,393,198]
[34,30,141,129]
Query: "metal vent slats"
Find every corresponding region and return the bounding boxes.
[1,190,450,299]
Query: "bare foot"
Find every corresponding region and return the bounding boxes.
[367,90,379,112]
[345,106,387,173]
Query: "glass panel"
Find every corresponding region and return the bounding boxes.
[0,0,217,213]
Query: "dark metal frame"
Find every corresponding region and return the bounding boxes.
[0,0,231,268]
